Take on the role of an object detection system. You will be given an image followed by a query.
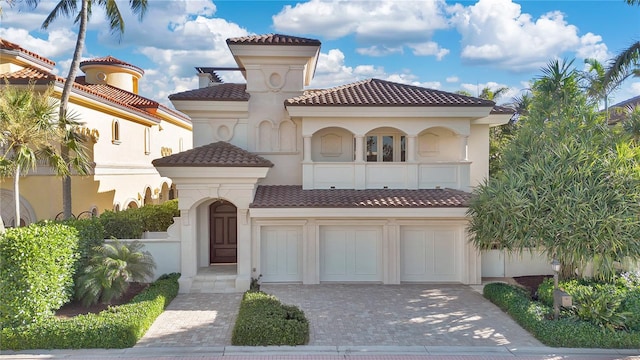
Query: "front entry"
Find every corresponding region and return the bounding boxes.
[209,200,237,263]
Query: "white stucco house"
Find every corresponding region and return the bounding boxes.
[153,34,519,293]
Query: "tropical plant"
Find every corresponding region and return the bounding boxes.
[604,41,640,92]
[41,0,148,219]
[76,239,156,306]
[0,83,67,227]
[580,58,626,121]
[468,60,640,281]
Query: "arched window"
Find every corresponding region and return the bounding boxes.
[112,119,121,144]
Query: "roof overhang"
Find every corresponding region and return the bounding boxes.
[250,207,468,218]
[286,105,495,119]
[155,166,270,183]
[228,44,320,86]
[471,113,513,126]
[170,100,249,119]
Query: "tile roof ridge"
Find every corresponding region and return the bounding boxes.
[80,55,144,75]
[0,38,56,67]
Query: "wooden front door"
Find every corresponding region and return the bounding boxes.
[209,201,237,263]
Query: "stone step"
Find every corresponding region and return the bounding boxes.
[190,278,240,294]
[194,273,237,281]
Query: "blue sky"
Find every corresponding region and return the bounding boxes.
[1,0,638,107]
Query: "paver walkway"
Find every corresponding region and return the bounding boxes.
[262,284,542,347]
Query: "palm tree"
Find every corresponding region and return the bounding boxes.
[604,41,640,93]
[41,0,148,219]
[0,83,68,227]
[76,240,155,306]
[580,58,628,122]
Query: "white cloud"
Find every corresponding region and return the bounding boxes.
[273,0,450,59]
[449,0,608,72]
[446,76,459,83]
[0,27,76,59]
[408,41,450,60]
[576,33,611,63]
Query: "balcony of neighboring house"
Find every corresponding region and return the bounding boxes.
[301,126,471,191]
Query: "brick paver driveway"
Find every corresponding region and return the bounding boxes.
[137,284,542,348]
[262,284,542,347]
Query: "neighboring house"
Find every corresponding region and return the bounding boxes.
[608,95,640,124]
[0,39,193,225]
[153,34,523,293]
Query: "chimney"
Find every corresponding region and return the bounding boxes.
[198,72,212,89]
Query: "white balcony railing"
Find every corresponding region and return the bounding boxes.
[302,161,470,191]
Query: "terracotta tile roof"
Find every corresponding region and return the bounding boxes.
[227,34,321,46]
[2,66,160,122]
[0,38,55,67]
[285,79,496,107]
[250,185,471,208]
[490,105,516,115]
[169,83,249,101]
[152,141,273,167]
[80,55,144,75]
[83,83,158,108]
[608,95,640,124]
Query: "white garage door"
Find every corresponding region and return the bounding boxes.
[401,226,461,282]
[261,226,302,282]
[320,225,382,282]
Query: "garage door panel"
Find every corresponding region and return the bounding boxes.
[320,226,382,282]
[261,227,302,282]
[401,226,460,282]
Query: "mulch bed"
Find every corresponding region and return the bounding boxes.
[55,282,149,318]
[513,275,552,299]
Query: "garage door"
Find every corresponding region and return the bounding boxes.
[320,225,382,282]
[261,226,302,282]
[401,226,461,282]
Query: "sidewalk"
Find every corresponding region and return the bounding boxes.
[2,345,639,360]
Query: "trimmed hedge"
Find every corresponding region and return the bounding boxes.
[232,291,309,346]
[483,282,640,348]
[100,200,179,239]
[57,217,106,283]
[0,273,180,350]
[0,223,79,327]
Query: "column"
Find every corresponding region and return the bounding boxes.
[460,135,469,161]
[354,135,364,162]
[303,135,312,162]
[407,135,416,162]
[236,208,251,291]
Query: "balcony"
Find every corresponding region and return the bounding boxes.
[302,161,470,190]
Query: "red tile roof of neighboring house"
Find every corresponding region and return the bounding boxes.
[80,55,144,75]
[169,83,250,101]
[285,79,496,107]
[227,34,321,46]
[608,95,640,124]
[250,185,471,208]
[490,105,516,115]
[83,83,158,108]
[152,141,273,167]
[0,38,56,67]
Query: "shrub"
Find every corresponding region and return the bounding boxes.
[0,273,180,350]
[484,282,640,348]
[232,291,309,346]
[0,223,79,327]
[100,210,144,239]
[138,200,179,232]
[76,240,156,306]
[57,217,105,283]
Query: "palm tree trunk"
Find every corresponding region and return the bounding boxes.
[13,164,20,227]
[60,0,88,220]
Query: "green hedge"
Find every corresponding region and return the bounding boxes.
[483,282,640,348]
[0,273,180,350]
[100,200,179,239]
[232,291,309,346]
[57,218,106,283]
[0,223,79,327]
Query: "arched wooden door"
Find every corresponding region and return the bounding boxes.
[209,200,237,263]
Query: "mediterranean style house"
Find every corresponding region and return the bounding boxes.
[153,34,520,293]
[0,39,192,225]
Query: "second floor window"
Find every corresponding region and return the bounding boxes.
[366,134,406,162]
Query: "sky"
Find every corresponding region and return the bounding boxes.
[1,0,638,108]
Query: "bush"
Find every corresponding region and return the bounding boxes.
[0,273,180,349]
[57,217,105,283]
[537,277,638,330]
[99,200,179,239]
[0,223,79,327]
[232,291,309,346]
[484,282,640,348]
